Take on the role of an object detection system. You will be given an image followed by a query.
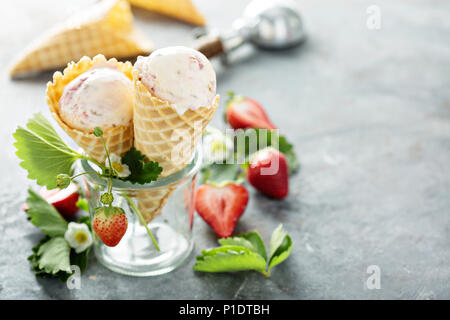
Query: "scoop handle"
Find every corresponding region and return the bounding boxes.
[194,35,224,59]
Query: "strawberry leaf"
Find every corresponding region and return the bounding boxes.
[30,237,71,276]
[195,227,292,277]
[268,224,293,273]
[218,237,257,252]
[25,188,68,237]
[121,147,162,184]
[193,246,267,273]
[219,231,267,262]
[13,113,81,189]
[235,128,299,174]
[277,135,299,174]
[200,163,244,186]
[240,231,268,262]
[76,198,89,212]
[71,247,90,273]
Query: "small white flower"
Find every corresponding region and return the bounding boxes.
[106,153,131,178]
[202,131,234,164]
[64,222,93,253]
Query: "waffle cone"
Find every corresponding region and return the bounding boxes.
[129,0,206,26]
[46,54,134,163]
[10,0,152,77]
[133,71,219,223]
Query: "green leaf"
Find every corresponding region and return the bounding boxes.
[218,237,257,252]
[193,246,267,273]
[219,231,267,262]
[76,198,89,212]
[34,237,71,275]
[78,215,91,231]
[240,231,267,262]
[200,163,244,186]
[121,147,162,184]
[71,248,90,273]
[25,188,68,237]
[268,224,293,272]
[235,128,299,174]
[278,135,299,174]
[13,113,80,189]
[284,149,299,174]
[195,227,293,277]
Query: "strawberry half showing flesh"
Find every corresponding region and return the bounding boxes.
[22,182,80,218]
[93,206,128,247]
[226,96,276,130]
[195,184,249,238]
[247,148,289,199]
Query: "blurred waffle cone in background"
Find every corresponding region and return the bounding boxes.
[9,0,153,77]
[129,0,206,26]
[46,54,134,163]
[133,70,219,223]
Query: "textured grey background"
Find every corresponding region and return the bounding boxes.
[1,0,449,299]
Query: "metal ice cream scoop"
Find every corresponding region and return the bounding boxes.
[195,0,306,59]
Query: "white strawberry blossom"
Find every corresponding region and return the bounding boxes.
[106,153,131,178]
[202,128,234,164]
[64,222,93,253]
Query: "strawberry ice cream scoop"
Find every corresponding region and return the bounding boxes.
[59,65,134,131]
[134,46,216,114]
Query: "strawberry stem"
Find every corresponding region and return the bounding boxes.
[100,135,115,176]
[126,196,160,251]
[80,154,108,172]
[71,171,102,180]
[259,270,271,278]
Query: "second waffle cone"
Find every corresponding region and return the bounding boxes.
[133,71,219,223]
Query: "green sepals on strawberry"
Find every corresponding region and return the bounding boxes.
[193,224,293,277]
[225,91,277,130]
[56,174,71,189]
[195,183,249,238]
[93,206,128,247]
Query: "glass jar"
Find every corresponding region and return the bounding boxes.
[79,146,202,277]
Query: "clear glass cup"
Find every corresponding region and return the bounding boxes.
[79,146,202,277]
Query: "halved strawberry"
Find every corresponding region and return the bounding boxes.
[226,95,276,130]
[247,148,289,199]
[22,182,80,218]
[195,184,249,238]
[93,206,128,247]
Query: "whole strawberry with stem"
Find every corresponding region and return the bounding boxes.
[93,205,128,247]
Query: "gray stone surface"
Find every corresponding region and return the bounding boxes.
[1,0,449,299]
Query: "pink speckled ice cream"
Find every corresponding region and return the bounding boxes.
[59,64,134,131]
[134,46,216,114]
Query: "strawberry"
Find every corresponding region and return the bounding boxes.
[247,148,289,199]
[22,182,79,218]
[93,206,128,247]
[195,184,249,238]
[226,95,276,130]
